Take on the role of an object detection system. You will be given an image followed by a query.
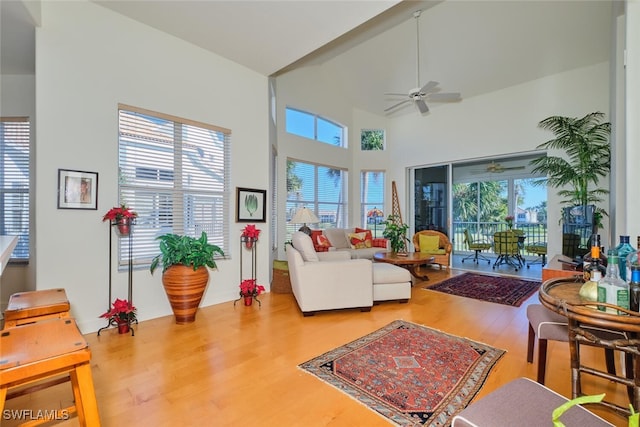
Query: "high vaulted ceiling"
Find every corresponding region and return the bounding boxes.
[2,1,615,117]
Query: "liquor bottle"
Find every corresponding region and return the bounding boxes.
[626,237,640,279]
[629,265,640,312]
[583,234,606,281]
[580,268,601,302]
[597,252,629,314]
[615,235,636,282]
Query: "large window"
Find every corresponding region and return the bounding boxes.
[118,105,230,267]
[286,160,347,239]
[285,107,345,147]
[360,170,385,238]
[0,118,30,260]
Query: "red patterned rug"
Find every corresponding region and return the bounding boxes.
[299,320,505,426]
[424,272,541,307]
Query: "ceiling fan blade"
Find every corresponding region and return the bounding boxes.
[415,99,429,114]
[502,166,526,171]
[420,81,439,93]
[384,92,409,97]
[427,92,462,102]
[384,99,411,112]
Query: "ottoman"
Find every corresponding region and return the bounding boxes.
[451,377,613,426]
[372,263,411,303]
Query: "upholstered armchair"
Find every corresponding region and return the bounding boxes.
[412,230,452,269]
[286,231,374,316]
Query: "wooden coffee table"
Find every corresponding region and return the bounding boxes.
[373,252,436,280]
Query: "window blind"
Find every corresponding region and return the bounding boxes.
[118,105,230,268]
[286,159,347,239]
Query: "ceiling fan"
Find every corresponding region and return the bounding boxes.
[384,10,461,115]
[471,162,526,174]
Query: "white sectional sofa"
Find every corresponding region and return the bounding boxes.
[286,232,411,316]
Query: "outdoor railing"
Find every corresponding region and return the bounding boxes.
[452,221,548,258]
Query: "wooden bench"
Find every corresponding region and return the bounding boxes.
[0,318,101,426]
[3,288,70,328]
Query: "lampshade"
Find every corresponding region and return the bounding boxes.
[290,207,320,235]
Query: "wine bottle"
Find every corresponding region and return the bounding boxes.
[629,265,640,312]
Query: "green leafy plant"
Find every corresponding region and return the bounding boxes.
[150,232,225,274]
[382,214,409,253]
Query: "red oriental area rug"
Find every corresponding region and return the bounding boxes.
[299,320,505,426]
[425,272,541,307]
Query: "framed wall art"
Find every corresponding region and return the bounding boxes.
[57,169,98,210]
[236,187,266,222]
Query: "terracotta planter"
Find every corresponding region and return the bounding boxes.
[162,264,210,324]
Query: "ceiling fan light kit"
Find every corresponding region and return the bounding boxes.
[385,10,461,115]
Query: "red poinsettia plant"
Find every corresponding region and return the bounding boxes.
[99,298,137,323]
[239,279,265,297]
[241,224,261,240]
[504,215,515,229]
[102,204,138,222]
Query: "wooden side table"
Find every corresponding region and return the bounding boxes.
[373,252,435,280]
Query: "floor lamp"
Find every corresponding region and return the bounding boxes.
[291,207,320,236]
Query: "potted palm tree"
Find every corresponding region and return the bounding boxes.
[530,112,611,231]
[150,232,224,324]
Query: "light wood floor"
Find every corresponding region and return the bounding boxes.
[3,263,629,426]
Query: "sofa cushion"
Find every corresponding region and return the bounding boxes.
[292,232,319,262]
[324,228,351,249]
[348,232,372,249]
[372,263,411,284]
[419,234,440,252]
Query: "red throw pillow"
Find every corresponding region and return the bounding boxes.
[355,227,373,248]
[316,234,331,248]
[310,230,323,249]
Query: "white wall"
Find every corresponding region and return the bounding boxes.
[34,1,270,333]
[387,63,610,257]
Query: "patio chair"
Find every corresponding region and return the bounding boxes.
[461,229,491,264]
[492,230,522,271]
[526,242,547,267]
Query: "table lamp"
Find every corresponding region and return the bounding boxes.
[290,207,320,236]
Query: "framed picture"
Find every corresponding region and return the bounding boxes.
[236,187,266,222]
[57,169,98,210]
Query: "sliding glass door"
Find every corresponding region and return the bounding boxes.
[414,165,449,235]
